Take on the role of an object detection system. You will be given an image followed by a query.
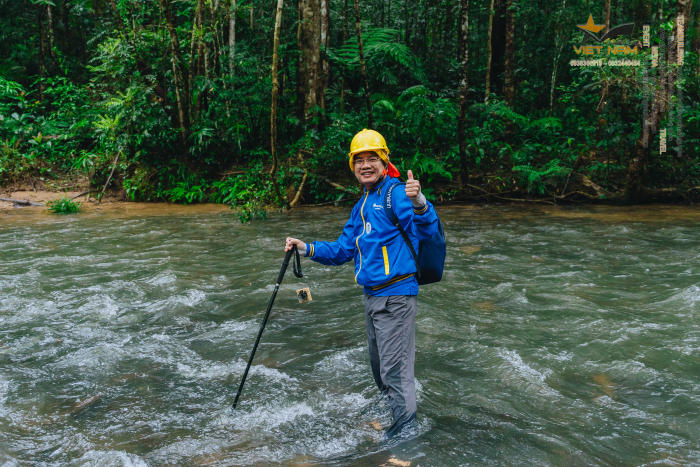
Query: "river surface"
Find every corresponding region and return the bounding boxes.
[1,203,698,466]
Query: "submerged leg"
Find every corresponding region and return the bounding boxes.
[365,294,387,394]
[365,294,418,436]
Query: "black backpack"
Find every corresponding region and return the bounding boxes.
[382,183,446,285]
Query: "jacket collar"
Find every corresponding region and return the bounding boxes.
[365,175,391,194]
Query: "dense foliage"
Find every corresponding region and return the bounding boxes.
[0,0,698,210]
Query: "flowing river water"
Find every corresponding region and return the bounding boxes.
[0,203,698,466]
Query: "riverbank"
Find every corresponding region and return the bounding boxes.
[0,175,111,209]
[0,183,233,223]
[0,190,87,209]
[3,194,699,229]
[0,195,230,224]
[2,170,699,213]
[3,175,700,225]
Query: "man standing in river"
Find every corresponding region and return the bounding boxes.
[285,129,440,438]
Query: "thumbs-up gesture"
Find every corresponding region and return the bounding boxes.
[405,170,421,202]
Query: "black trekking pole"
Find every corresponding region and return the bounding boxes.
[232,245,302,409]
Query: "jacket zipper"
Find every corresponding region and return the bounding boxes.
[354,190,369,283]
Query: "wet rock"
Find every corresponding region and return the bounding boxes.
[592,374,615,398]
[460,245,481,255]
[70,394,101,416]
[384,458,411,467]
[288,455,314,466]
[474,301,496,312]
[261,357,281,368]
[108,372,145,384]
[369,420,383,431]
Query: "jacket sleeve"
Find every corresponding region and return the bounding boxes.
[305,206,358,265]
[394,184,439,241]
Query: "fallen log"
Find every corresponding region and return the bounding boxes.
[0,197,44,207]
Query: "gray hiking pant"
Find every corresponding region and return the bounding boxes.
[364,294,417,434]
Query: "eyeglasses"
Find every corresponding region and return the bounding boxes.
[353,156,381,167]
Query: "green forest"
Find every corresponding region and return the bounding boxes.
[1,0,698,214]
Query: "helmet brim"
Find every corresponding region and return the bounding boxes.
[348,149,390,170]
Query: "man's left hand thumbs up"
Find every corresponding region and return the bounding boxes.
[405,169,421,201]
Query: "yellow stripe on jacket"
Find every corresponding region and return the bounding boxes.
[382,246,389,275]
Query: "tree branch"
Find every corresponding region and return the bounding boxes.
[289,153,308,209]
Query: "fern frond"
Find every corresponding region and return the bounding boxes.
[327,27,425,83]
[513,159,571,194]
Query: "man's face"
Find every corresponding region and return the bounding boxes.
[353,151,385,188]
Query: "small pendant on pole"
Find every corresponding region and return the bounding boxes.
[296,287,312,303]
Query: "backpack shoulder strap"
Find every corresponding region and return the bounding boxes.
[382,182,401,226]
[382,182,420,276]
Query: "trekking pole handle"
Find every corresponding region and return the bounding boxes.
[277,247,295,285]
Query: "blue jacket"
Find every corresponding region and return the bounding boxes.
[305,176,440,296]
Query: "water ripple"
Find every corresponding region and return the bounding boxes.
[1,205,699,465]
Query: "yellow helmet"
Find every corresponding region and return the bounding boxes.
[348,129,390,170]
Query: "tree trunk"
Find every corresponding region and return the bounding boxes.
[548,44,563,115]
[490,0,506,97]
[415,0,427,48]
[380,0,385,27]
[343,0,349,39]
[503,0,515,107]
[625,0,693,202]
[594,99,610,158]
[47,3,56,62]
[158,0,190,144]
[403,0,411,44]
[38,4,48,88]
[229,0,236,76]
[196,5,208,117]
[484,0,495,102]
[340,0,348,114]
[457,0,470,185]
[201,9,211,114]
[170,44,188,145]
[320,0,329,116]
[210,1,222,75]
[188,0,205,121]
[354,0,374,128]
[694,3,699,76]
[203,30,210,80]
[297,0,322,126]
[270,0,284,176]
[549,0,567,115]
[633,0,652,32]
[595,0,612,117]
[58,0,71,55]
